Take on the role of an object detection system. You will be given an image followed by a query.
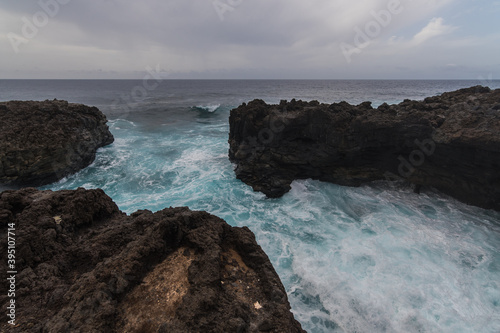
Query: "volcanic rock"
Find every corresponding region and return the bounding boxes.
[0,100,114,187]
[229,86,500,211]
[0,188,304,332]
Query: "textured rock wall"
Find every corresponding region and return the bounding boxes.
[0,100,114,187]
[229,86,500,211]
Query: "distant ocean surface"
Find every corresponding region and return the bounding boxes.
[2,79,500,333]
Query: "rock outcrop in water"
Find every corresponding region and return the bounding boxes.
[0,188,304,332]
[0,100,114,187]
[229,86,500,211]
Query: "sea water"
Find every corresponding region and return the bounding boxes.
[1,79,500,332]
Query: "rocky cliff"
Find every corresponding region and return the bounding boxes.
[229,86,500,211]
[0,100,114,187]
[0,188,304,332]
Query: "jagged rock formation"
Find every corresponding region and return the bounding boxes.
[0,100,114,187]
[0,188,304,333]
[229,86,500,211]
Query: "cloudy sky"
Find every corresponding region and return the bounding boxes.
[1,0,499,79]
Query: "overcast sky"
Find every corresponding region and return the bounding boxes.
[1,0,499,79]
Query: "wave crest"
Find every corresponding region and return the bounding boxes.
[191,104,221,113]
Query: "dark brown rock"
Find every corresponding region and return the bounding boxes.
[0,188,305,333]
[229,86,500,211]
[0,100,114,187]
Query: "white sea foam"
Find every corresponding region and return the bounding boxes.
[264,180,500,333]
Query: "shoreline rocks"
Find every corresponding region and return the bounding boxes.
[0,188,305,332]
[229,86,500,211]
[0,100,114,187]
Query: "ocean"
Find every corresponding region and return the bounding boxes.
[1,79,500,332]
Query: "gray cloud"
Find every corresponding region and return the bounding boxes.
[0,0,499,78]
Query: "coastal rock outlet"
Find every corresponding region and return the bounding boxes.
[229,86,500,211]
[0,100,114,187]
[0,188,304,332]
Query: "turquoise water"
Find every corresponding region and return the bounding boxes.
[2,80,500,332]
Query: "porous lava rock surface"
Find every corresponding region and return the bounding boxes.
[0,100,114,187]
[0,188,304,332]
